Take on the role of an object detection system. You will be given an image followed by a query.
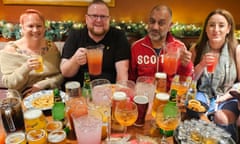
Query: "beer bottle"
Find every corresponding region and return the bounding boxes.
[82,72,92,100]
[160,89,178,137]
[52,88,65,121]
[186,80,197,101]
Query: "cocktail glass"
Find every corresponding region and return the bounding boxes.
[114,100,138,143]
[155,104,181,144]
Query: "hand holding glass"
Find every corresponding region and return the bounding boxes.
[205,53,218,74]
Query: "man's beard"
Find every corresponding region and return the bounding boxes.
[89,27,108,37]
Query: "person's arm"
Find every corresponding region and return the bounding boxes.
[190,44,205,80]
[115,59,129,82]
[60,48,87,77]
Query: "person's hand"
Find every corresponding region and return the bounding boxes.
[215,93,233,103]
[199,52,217,67]
[72,48,87,66]
[179,49,192,66]
[27,57,41,71]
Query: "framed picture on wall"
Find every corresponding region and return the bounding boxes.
[2,0,115,7]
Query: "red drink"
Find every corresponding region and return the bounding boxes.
[207,56,218,73]
[163,55,178,76]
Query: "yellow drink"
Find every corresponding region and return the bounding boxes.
[34,55,44,73]
[151,93,169,118]
[114,111,138,126]
[156,112,180,131]
[27,129,47,144]
[24,109,47,133]
[5,132,26,144]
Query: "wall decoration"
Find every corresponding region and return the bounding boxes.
[2,0,115,7]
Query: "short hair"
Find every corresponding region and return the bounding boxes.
[88,0,109,10]
[19,9,45,25]
[150,5,172,18]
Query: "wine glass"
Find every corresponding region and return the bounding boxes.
[114,100,138,142]
[155,104,181,144]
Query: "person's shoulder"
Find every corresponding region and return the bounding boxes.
[1,41,18,53]
[109,27,125,34]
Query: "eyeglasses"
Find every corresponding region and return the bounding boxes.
[87,14,110,20]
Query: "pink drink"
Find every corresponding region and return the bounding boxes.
[73,115,102,144]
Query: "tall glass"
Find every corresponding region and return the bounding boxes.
[72,110,102,144]
[115,80,135,102]
[89,79,112,142]
[0,115,6,144]
[86,44,104,75]
[163,42,182,76]
[65,97,88,139]
[135,76,156,103]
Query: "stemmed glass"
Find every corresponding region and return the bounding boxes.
[114,100,138,143]
[155,104,181,144]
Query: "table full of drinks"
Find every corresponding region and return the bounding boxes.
[0,72,234,144]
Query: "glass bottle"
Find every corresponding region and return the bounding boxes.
[52,88,65,121]
[186,80,197,101]
[82,72,92,100]
[159,89,179,137]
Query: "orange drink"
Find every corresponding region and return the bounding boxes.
[0,127,6,144]
[66,98,88,131]
[163,55,178,76]
[87,45,104,75]
[32,55,44,73]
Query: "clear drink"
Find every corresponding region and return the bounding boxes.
[135,76,155,103]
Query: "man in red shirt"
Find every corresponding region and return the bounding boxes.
[129,4,193,90]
